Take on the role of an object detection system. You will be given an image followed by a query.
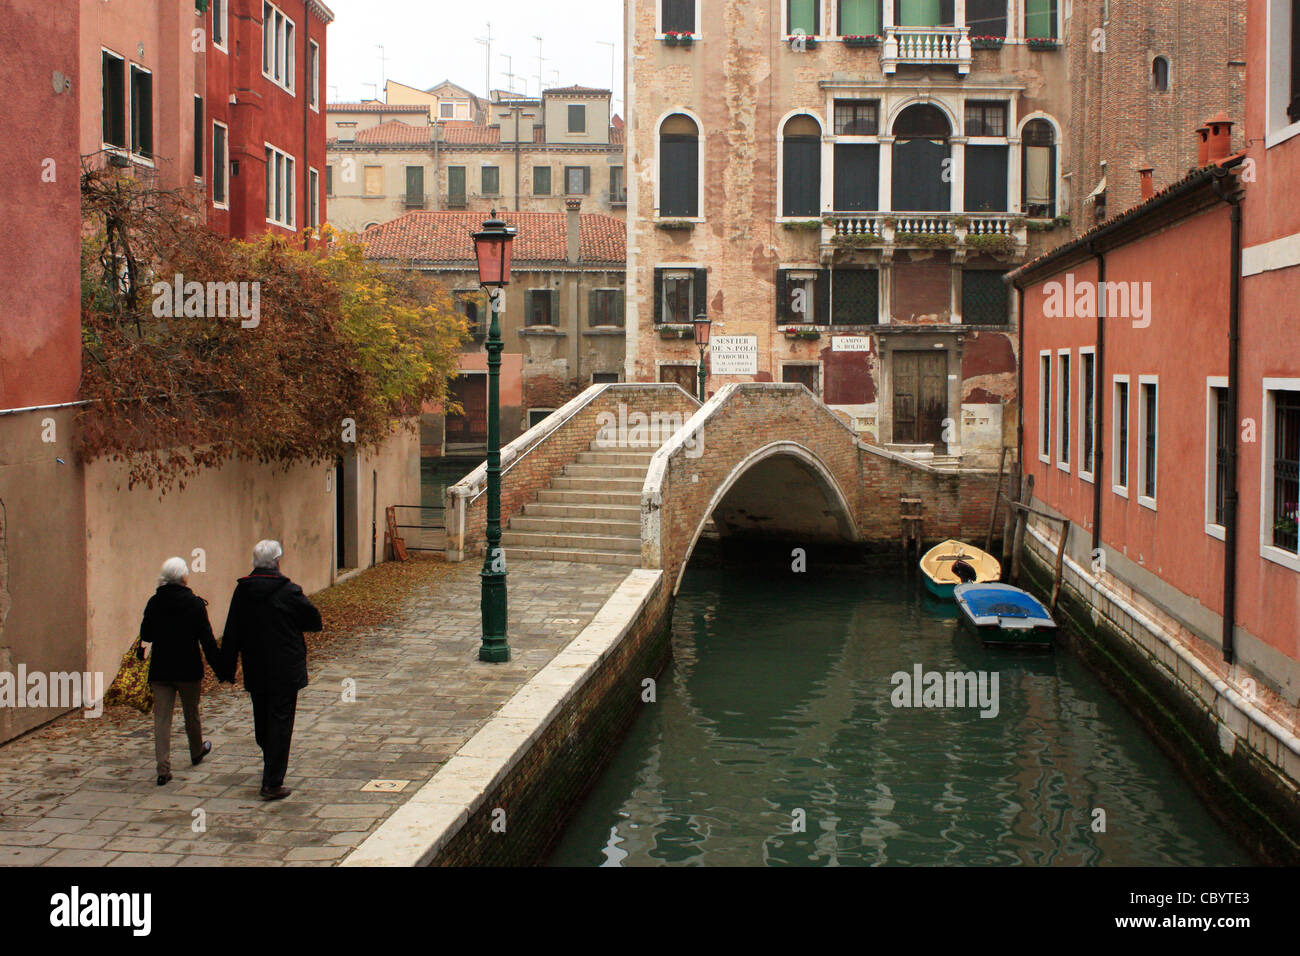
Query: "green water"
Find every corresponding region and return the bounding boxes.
[547,563,1253,866]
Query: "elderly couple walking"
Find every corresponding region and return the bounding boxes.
[138,539,321,801]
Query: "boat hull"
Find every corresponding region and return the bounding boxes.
[953,583,1057,647]
[919,540,1002,601]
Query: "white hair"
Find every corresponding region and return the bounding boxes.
[252,539,283,570]
[159,557,189,587]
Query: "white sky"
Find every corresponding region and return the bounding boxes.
[324,0,625,114]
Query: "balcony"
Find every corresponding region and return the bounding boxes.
[823,211,1026,257]
[881,27,971,75]
[403,192,429,210]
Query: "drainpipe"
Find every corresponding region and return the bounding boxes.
[1214,167,1243,665]
[1090,241,1105,554]
[1016,284,1025,481]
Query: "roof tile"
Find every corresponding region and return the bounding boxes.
[362,211,626,264]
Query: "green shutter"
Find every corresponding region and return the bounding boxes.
[897,0,942,26]
[1025,0,1056,38]
[790,0,817,35]
[839,0,879,34]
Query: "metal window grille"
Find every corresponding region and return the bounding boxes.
[961,271,1007,324]
[831,269,878,325]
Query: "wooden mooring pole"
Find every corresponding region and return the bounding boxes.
[985,446,1008,555]
[1050,521,1070,614]
[1009,473,1034,585]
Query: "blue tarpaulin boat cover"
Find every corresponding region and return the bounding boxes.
[954,583,1056,629]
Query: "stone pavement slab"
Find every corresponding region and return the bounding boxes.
[0,560,628,867]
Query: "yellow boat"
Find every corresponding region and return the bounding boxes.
[920,539,1002,599]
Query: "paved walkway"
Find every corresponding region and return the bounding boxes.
[0,560,629,867]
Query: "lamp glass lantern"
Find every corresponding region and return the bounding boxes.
[693,311,712,348]
[472,212,516,287]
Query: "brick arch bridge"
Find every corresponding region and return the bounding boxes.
[446,383,1000,588]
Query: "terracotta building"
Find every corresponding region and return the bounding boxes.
[363,206,627,454]
[326,85,626,232]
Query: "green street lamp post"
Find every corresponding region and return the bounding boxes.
[693,311,712,402]
[472,212,517,663]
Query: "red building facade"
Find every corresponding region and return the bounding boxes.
[204,0,331,239]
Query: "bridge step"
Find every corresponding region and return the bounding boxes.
[574,450,659,466]
[562,463,650,480]
[535,488,642,507]
[504,546,641,567]
[501,530,641,553]
[522,502,642,520]
[508,515,641,536]
[549,476,645,493]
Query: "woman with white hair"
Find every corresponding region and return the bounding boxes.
[139,557,222,786]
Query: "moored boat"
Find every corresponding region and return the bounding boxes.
[953,582,1057,646]
[919,539,1002,599]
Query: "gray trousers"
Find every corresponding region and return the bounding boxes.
[151,680,204,776]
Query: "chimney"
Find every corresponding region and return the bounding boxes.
[566,199,581,264]
[1206,111,1234,163]
[1138,164,1155,201]
[1195,123,1210,167]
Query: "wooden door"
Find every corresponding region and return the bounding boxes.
[782,363,818,395]
[893,351,947,447]
[446,375,487,444]
[660,364,698,396]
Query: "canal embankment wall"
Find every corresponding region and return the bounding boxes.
[1021,513,1300,864]
[342,567,674,867]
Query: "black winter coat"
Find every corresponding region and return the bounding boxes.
[220,569,323,694]
[140,584,221,683]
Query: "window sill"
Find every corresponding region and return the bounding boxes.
[1113,484,1129,500]
[1057,460,1071,474]
[1038,453,1051,465]
[1079,470,1094,484]
[1205,523,1226,542]
[1265,118,1300,150]
[1260,544,1300,574]
[262,71,296,97]
[520,326,564,337]
[213,201,230,210]
[1138,494,1157,512]
[583,327,626,335]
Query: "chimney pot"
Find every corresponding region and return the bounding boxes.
[1139,164,1155,201]
[1206,112,1234,163]
[1195,125,1210,167]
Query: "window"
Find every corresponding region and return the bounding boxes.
[892,104,951,212]
[212,0,228,49]
[405,166,425,207]
[1264,384,1300,562]
[1207,381,1230,534]
[534,166,552,196]
[838,0,882,35]
[1025,0,1058,39]
[654,268,706,324]
[659,114,699,217]
[834,143,880,211]
[1138,377,1158,507]
[965,145,1008,212]
[565,166,591,195]
[961,270,1008,325]
[662,0,695,33]
[568,104,587,133]
[455,290,484,334]
[1152,55,1170,92]
[482,165,500,196]
[309,167,320,227]
[309,40,320,110]
[213,121,229,206]
[193,96,204,178]
[834,99,879,135]
[589,289,625,327]
[1022,119,1057,218]
[1113,377,1130,494]
[964,101,1007,137]
[528,409,557,429]
[896,0,953,27]
[831,268,878,326]
[610,166,626,203]
[782,363,819,394]
[593,372,621,385]
[777,269,829,324]
[265,144,296,228]
[783,115,821,217]
[129,65,153,158]
[967,0,1007,37]
[262,1,295,93]
[1057,351,1072,470]
[1285,0,1300,125]
[440,102,456,119]
[788,0,819,36]
[102,50,127,148]
[325,164,333,196]
[1080,350,1096,481]
[1039,352,1052,462]
[363,165,383,196]
[448,166,467,207]
[525,289,556,327]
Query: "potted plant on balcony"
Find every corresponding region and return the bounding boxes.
[663,30,694,46]
[780,325,822,340]
[969,35,1004,50]
[782,219,823,232]
[843,34,882,48]
[787,34,819,49]
[1026,37,1061,51]
[658,323,695,339]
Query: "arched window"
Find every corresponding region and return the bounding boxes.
[783,115,821,217]
[891,103,952,212]
[1152,56,1170,91]
[660,113,699,218]
[1022,119,1057,218]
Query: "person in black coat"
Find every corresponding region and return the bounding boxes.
[219,539,322,801]
[140,557,221,786]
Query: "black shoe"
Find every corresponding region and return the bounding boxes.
[259,786,292,801]
[191,741,212,766]
[157,773,172,786]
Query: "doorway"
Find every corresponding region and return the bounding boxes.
[446,374,488,445]
[660,363,698,396]
[892,350,948,447]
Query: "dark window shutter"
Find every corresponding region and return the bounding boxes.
[964,145,1008,212]
[833,144,880,211]
[1291,0,1300,121]
[967,0,1006,36]
[776,269,790,321]
[1048,144,1057,214]
[816,270,831,325]
[663,0,694,33]
[661,135,699,217]
[783,136,821,217]
[939,0,954,25]
[654,269,664,323]
[892,139,950,212]
[694,268,708,316]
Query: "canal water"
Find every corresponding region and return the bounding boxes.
[547,562,1253,866]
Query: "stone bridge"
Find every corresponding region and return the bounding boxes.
[446,382,1001,589]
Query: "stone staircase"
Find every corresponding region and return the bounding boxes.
[500,440,658,566]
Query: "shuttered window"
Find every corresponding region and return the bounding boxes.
[102,51,127,148]
[660,132,699,217]
[654,268,707,324]
[833,144,879,211]
[776,270,830,324]
[405,166,425,207]
[662,0,694,33]
[789,0,818,35]
[838,0,881,35]
[448,167,466,207]
[526,290,556,327]
[130,65,153,158]
[964,145,1008,213]
[589,289,625,327]
[896,0,951,27]
[966,0,1007,36]
[534,166,551,196]
[1025,0,1057,38]
[783,136,821,216]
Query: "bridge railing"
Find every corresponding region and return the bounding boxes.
[444,382,699,561]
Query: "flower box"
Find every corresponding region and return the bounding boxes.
[782,219,823,232]
[969,36,1004,50]
[655,219,695,231]
[782,327,822,340]
[1026,37,1060,51]
[842,35,882,48]
[787,35,818,49]
[663,32,694,46]
[658,324,695,339]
